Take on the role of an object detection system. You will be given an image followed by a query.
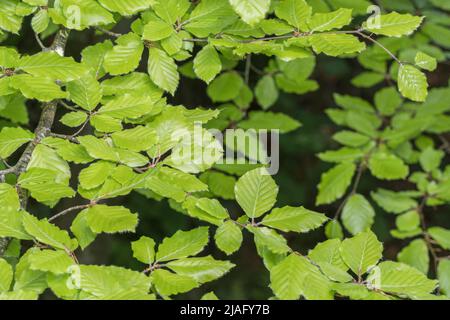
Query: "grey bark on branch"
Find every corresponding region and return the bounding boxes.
[0,28,70,257]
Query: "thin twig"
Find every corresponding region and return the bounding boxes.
[34,32,47,50]
[48,204,91,222]
[355,31,402,64]
[49,133,79,143]
[417,196,439,275]
[96,27,121,38]
[244,54,251,85]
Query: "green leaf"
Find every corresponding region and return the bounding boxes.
[395,209,419,233]
[31,9,49,34]
[97,94,155,119]
[371,189,417,214]
[274,0,312,31]
[84,205,138,234]
[60,111,88,127]
[249,226,291,254]
[166,255,234,283]
[70,210,97,250]
[111,126,157,152]
[0,258,13,292]
[309,34,366,57]
[308,8,352,32]
[193,44,222,84]
[207,71,244,102]
[316,162,356,205]
[415,52,437,72]
[374,87,402,116]
[235,168,278,219]
[262,206,328,233]
[201,291,218,300]
[398,64,428,102]
[0,47,20,68]
[19,52,87,81]
[9,74,68,102]
[148,47,179,95]
[308,239,347,271]
[0,127,34,159]
[332,131,370,148]
[78,265,151,297]
[428,227,450,250]
[438,259,450,296]
[78,135,119,162]
[238,111,301,133]
[97,0,153,16]
[368,151,409,180]
[351,71,384,88]
[270,253,332,300]
[367,261,437,297]
[229,0,270,26]
[103,33,144,76]
[325,220,344,240]
[131,236,156,265]
[184,0,237,38]
[13,249,47,294]
[255,75,279,110]
[419,147,444,173]
[81,40,113,79]
[397,239,429,275]
[101,72,162,99]
[270,254,305,300]
[153,0,190,24]
[156,227,209,262]
[22,212,77,251]
[341,194,375,235]
[340,231,383,277]
[67,75,102,111]
[142,19,174,41]
[152,269,198,296]
[28,249,74,275]
[79,161,116,190]
[214,221,243,255]
[364,12,424,37]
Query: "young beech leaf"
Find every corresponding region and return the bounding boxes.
[155,227,209,262]
[229,0,271,26]
[84,205,138,234]
[22,213,78,251]
[340,231,382,277]
[366,261,437,298]
[193,44,222,84]
[0,127,34,159]
[151,269,198,296]
[215,221,243,255]
[255,75,279,110]
[368,151,409,180]
[262,206,328,233]
[398,64,428,102]
[131,236,156,265]
[28,249,74,275]
[274,0,312,31]
[166,256,235,284]
[148,47,179,95]
[364,12,424,37]
[428,227,450,250]
[316,162,356,205]
[235,168,278,219]
[341,194,375,235]
[397,239,429,275]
